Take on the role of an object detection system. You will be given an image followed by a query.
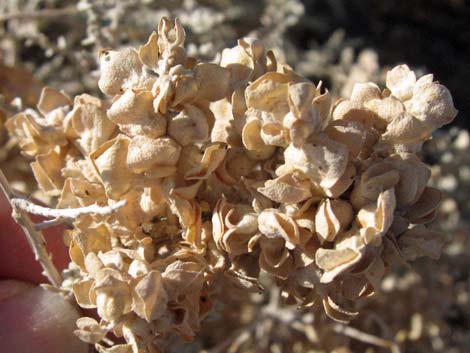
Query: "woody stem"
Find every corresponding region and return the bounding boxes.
[0,168,62,287]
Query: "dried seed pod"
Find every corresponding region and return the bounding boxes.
[284,82,324,145]
[212,200,258,257]
[386,153,430,208]
[258,209,300,249]
[98,48,149,96]
[107,90,166,138]
[332,83,387,132]
[220,38,268,84]
[68,94,116,155]
[31,150,65,195]
[168,104,209,146]
[258,236,294,280]
[315,199,353,243]
[405,186,441,224]
[127,135,181,173]
[406,75,458,129]
[242,118,276,160]
[325,120,366,160]
[381,111,430,146]
[260,121,288,147]
[322,294,359,323]
[94,272,132,322]
[132,271,168,322]
[223,148,256,181]
[90,134,135,199]
[365,96,406,124]
[350,160,400,209]
[194,63,230,102]
[6,111,68,156]
[37,86,71,125]
[74,317,108,344]
[57,178,107,209]
[139,31,159,71]
[367,195,397,235]
[281,134,349,190]
[73,280,96,309]
[184,144,226,180]
[245,72,290,112]
[69,224,112,271]
[316,245,363,284]
[386,64,416,101]
[257,173,312,204]
[210,97,242,146]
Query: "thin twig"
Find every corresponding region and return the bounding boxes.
[332,323,401,351]
[0,7,82,22]
[34,218,65,231]
[0,168,62,287]
[11,198,126,219]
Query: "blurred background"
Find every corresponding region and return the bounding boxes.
[0,1,468,353]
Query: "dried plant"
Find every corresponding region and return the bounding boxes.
[1,15,459,353]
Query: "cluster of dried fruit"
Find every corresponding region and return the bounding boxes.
[5,18,457,353]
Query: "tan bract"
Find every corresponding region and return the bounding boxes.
[5,17,457,353]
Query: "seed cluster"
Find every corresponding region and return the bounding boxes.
[5,18,457,353]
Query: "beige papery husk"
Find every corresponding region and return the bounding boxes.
[4,16,458,353]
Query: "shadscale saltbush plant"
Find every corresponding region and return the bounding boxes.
[4,17,457,353]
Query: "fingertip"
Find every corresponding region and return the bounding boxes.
[0,280,34,302]
[0,280,89,353]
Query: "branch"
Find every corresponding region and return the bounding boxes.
[332,323,401,352]
[34,218,66,231]
[0,168,62,287]
[10,198,126,219]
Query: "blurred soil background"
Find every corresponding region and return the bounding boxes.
[0,1,469,353]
